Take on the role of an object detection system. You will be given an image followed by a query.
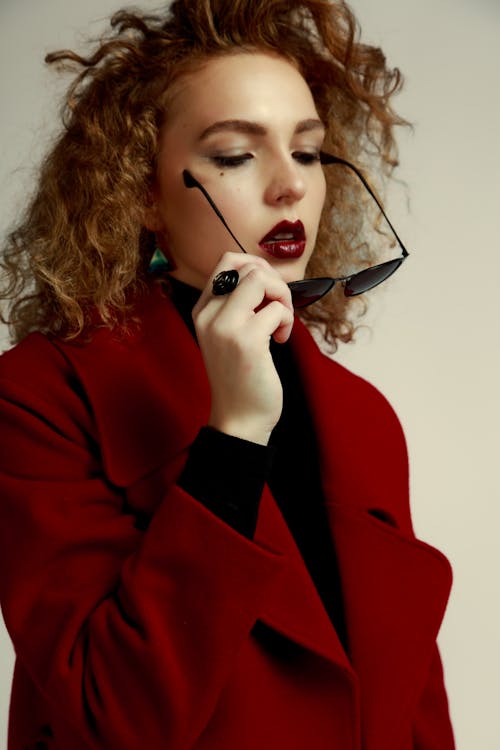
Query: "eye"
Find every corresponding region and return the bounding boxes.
[210,153,253,168]
[292,151,321,166]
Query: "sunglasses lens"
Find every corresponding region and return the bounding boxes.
[288,278,336,309]
[344,258,403,297]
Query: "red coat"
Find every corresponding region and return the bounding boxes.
[0,283,454,750]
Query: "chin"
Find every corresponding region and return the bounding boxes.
[272,259,309,284]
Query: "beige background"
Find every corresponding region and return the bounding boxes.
[1,0,499,748]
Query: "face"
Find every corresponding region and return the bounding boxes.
[147,51,327,288]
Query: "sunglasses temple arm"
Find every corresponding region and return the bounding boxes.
[182,169,335,308]
[182,170,248,254]
[320,153,409,258]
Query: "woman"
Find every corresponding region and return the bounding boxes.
[0,1,454,748]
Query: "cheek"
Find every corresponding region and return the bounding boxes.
[211,187,255,242]
[216,179,251,214]
[160,176,209,239]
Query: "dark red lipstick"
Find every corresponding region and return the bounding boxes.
[259,220,306,259]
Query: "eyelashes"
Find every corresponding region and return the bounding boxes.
[211,154,253,168]
[292,151,322,166]
[210,151,322,169]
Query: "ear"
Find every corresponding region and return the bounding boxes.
[142,182,166,232]
[143,202,164,232]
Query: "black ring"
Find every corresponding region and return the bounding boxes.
[212,269,239,296]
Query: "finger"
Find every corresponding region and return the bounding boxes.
[221,266,293,321]
[194,255,285,327]
[249,299,295,344]
[194,252,272,314]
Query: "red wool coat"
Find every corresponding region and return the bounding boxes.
[0,283,454,750]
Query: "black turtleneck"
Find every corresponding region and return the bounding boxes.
[170,277,347,646]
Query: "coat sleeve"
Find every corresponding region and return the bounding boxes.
[0,351,283,749]
[412,645,455,749]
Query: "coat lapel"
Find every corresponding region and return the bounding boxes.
[290,319,453,749]
[327,502,452,749]
[253,484,354,674]
[62,282,211,487]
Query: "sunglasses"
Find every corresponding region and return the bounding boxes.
[183,151,409,309]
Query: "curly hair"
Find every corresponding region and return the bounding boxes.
[0,0,408,346]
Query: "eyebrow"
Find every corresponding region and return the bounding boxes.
[198,118,325,141]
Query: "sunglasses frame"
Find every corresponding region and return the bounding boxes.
[316,151,409,299]
[182,151,409,308]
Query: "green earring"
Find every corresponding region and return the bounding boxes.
[148,246,171,274]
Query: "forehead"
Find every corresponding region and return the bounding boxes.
[163,51,319,130]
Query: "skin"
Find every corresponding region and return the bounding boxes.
[146,51,327,444]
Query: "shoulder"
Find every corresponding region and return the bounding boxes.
[330,355,404,436]
[292,317,405,441]
[0,284,186,397]
[292,318,411,524]
[317,346,409,476]
[0,331,75,401]
[0,332,99,449]
[0,289,207,485]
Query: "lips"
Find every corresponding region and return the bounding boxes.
[259,220,306,259]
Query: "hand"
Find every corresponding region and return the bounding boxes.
[192,252,294,445]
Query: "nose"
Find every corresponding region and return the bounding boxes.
[263,156,306,206]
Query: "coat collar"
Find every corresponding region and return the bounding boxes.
[59,282,211,485]
[59,284,452,750]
